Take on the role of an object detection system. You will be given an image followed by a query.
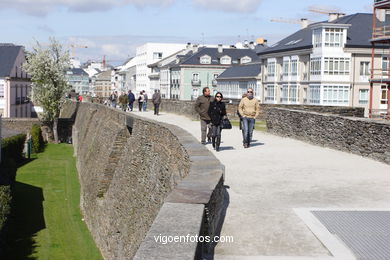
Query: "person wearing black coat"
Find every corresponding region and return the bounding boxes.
[208,92,226,151]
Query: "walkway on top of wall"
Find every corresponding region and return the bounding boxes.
[134,110,390,260]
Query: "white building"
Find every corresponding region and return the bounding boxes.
[135,43,186,96]
[257,13,389,115]
[0,44,32,118]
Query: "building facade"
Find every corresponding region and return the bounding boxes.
[171,45,258,100]
[257,13,387,115]
[0,44,32,118]
[135,43,186,97]
[93,70,112,98]
[65,68,89,95]
[216,62,262,100]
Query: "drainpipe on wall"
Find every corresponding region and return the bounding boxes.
[352,53,356,107]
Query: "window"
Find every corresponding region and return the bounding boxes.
[281,85,289,102]
[289,84,299,103]
[324,57,350,75]
[323,85,349,105]
[153,52,163,59]
[281,84,299,103]
[200,55,211,64]
[359,89,369,104]
[220,56,231,65]
[308,85,321,104]
[267,61,276,77]
[291,59,298,76]
[360,62,370,76]
[324,28,343,47]
[381,85,388,105]
[382,56,388,73]
[283,59,290,76]
[310,57,321,75]
[265,85,276,102]
[313,29,322,48]
[0,83,4,98]
[192,73,199,81]
[241,56,252,64]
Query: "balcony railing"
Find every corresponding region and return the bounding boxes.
[372,26,390,41]
[374,0,390,8]
[369,68,390,80]
[191,79,201,86]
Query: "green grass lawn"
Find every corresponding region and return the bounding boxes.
[230,119,268,132]
[5,144,103,260]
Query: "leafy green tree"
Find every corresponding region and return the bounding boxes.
[23,38,70,143]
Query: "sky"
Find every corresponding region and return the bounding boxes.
[0,0,372,65]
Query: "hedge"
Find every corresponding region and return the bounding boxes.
[0,185,11,231]
[1,134,26,164]
[31,124,44,153]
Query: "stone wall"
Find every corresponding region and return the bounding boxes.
[1,118,40,134]
[158,100,364,121]
[266,108,390,164]
[62,101,225,259]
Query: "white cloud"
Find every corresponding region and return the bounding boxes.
[193,0,262,13]
[0,0,174,16]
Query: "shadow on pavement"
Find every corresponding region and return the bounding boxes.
[218,146,235,151]
[4,181,45,260]
[250,142,265,147]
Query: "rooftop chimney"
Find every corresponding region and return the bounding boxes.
[300,18,309,29]
[218,44,223,53]
[328,13,345,22]
[377,9,386,22]
[186,42,192,50]
[193,44,199,53]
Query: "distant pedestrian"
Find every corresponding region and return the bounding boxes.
[143,91,148,111]
[238,88,259,148]
[208,92,226,151]
[195,87,213,144]
[237,93,247,130]
[77,94,83,102]
[152,89,161,115]
[138,91,144,112]
[119,92,128,112]
[109,91,118,108]
[127,90,135,111]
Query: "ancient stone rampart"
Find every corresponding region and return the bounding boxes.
[266,108,390,164]
[61,101,225,259]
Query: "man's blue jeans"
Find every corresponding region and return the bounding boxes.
[242,117,255,144]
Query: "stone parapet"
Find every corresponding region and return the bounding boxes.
[61,101,225,259]
[266,108,390,164]
[158,100,364,121]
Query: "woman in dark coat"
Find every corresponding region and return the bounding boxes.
[208,92,226,151]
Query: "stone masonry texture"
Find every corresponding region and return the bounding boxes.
[158,100,364,121]
[61,101,225,259]
[68,102,191,259]
[266,108,390,165]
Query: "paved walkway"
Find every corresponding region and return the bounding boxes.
[135,110,390,259]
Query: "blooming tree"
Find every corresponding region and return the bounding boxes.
[23,38,70,143]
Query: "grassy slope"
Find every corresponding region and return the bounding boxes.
[6,144,103,260]
[230,120,267,132]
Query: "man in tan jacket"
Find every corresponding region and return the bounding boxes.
[195,87,213,144]
[238,88,260,148]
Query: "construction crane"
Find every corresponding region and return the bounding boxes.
[69,44,88,58]
[308,6,339,15]
[270,18,312,29]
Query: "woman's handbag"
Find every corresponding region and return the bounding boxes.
[221,117,232,129]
